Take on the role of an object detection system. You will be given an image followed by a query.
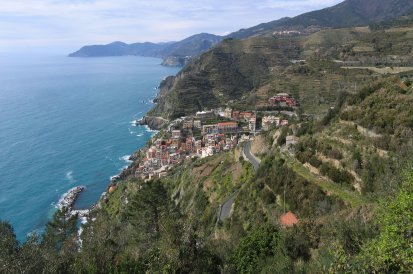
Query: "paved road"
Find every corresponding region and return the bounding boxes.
[216,142,259,223]
[219,195,235,221]
[244,141,260,170]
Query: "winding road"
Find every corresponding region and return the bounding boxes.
[217,141,261,222]
[244,141,260,170]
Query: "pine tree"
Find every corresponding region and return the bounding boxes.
[42,207,78,252]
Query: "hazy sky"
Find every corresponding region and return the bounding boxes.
[0,0,343,54]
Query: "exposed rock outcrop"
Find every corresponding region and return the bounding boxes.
[153,71,191,103]
[128,145,149,161]
[136,116,169,130]
[161,56,194,66]
[157,75,174,90]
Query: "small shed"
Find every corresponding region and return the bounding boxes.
[279,212,298,227]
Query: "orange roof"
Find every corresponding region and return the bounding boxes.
[233,111,239,113]
[218,122,238,126]
[279,212,298,227]
[136,167,142,170]
[220,140,225,143]
[109,186,116,192]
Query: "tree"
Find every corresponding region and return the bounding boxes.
[42,207,79,252]
[360,171,413,272]
[0,220,20,273]
[296,107,304,122]
[227,223,279,273]
[126,179,168,240]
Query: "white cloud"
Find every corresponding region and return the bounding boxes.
[0,0,344,53]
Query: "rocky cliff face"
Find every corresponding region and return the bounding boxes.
[153,71,192,103]
[136,116,169,130]
[128,145,148,161]
[161,56,194,66]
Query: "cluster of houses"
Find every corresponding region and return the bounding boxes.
[262,116,289,131]
[193,107,290,133]
[135,126,255,180]
[275,30,301,35]
[269,93,298,108]
[134,97,298,179]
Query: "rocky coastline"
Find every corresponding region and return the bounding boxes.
[59,186,99,218]
[135,116,168,130]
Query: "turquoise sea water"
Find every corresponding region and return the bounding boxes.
[0,53,181,241]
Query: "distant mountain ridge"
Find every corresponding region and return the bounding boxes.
[68,18,289,65]
[68,0,413,65]
[68,41,168,57]
[68,33,224,64]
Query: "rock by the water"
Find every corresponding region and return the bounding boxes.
[59,186,98,218]
[59,186,85,209]
[135,116,168,130]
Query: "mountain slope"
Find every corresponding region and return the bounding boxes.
[282,0,413,27]
[68,41,168,57]
[148,22,413,119]
[226,17,290,39]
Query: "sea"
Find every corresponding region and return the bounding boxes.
[0,53,181,242]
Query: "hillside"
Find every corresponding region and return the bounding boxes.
[67,41,169,57]
[256,0,413,37]
[3,75,413,272]
[147,23,413,120]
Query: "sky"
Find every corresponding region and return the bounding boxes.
[0,0,344,54]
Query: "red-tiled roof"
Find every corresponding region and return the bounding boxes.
[279,212,298,227]
[109,186,116,192]
[136,168,142,170]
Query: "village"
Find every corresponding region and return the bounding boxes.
[134,93,299,180]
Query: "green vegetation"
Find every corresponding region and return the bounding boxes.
[5,13,413,273]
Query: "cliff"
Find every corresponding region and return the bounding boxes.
[136,116,169,130]
[160,56,194,66]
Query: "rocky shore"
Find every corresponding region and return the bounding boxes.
[59,186,99,218]
[135,116,168,130]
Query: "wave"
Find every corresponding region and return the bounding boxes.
[128,128,135,134]
[65,171,73,180]
[65,171,76,184]
[110,174,120,180]
[119,165,129,171]
[144,125,159,133]
[136,133,143,137]
[120,155,132,163]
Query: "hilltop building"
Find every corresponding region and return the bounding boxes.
[269,93,298,108]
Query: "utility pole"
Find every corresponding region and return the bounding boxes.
[284,165,289,215]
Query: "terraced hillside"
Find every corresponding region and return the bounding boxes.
[148,23,413,119]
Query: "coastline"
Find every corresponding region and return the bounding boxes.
[62,80,167,217]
